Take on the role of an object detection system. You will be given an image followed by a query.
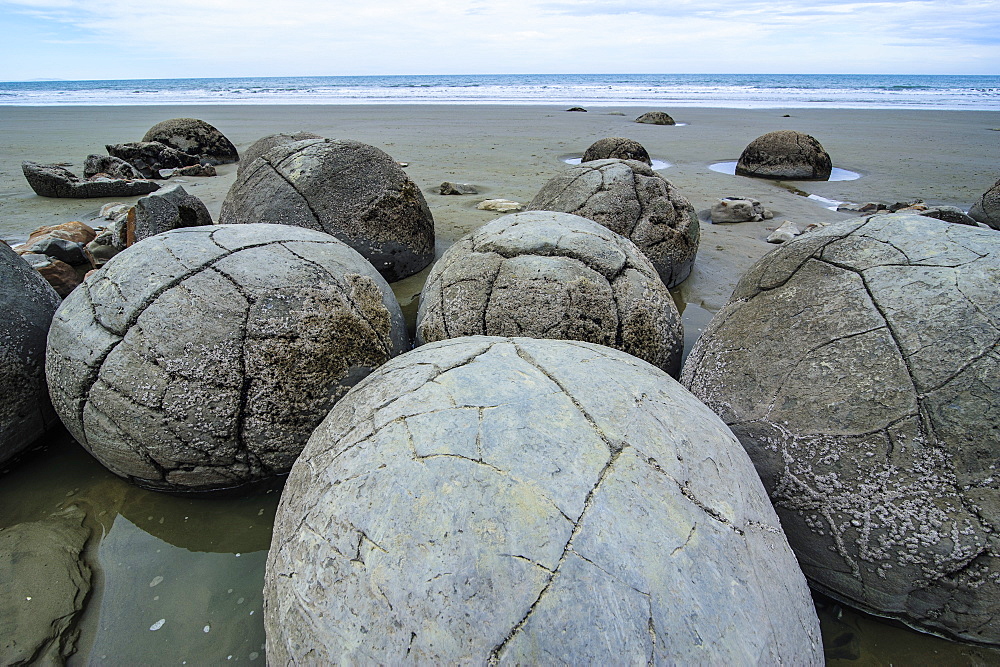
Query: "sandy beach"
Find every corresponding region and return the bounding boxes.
[3,104,998,318]
[2,103,1000,663]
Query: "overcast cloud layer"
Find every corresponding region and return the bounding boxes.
[2,0,998,80]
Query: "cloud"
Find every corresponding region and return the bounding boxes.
[0,0,997,79]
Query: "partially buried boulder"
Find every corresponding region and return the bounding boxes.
[0,242,62,464]
[581,137,652,165]
[238,132,322,174]
[126,185,212,246]
[142,118,239,165]
[220,138,435,282]
[635,111,676,125]
[45,224,408,494]
[736,130,833,180]
[969,177,1000,229]
[83,154,145,180]
[21,161,160,198]
[105,142,200,179]
[264,336,823,664]
[682,214,1000,645]
[528,159,699,288]
[416,211,684,376]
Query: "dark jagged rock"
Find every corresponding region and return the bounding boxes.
[127,185,212,246]
[83,154,144,180]
[22,237,90,266]
[105,142,200,179]
[682,213,1000,645]
[581,137,652,165]
[635,111,676,125]
[221,138,435,282]
[736,130,833,180]
[142,118,239,165]
[969,177,1000,229]
[438,182,478,195]
[21,161,160,198]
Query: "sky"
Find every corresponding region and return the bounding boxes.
[1,0,998,81]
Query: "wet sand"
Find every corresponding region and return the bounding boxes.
[1,104,1000,663]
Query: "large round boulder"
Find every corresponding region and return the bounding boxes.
[416,212,683,375]
[969,177,1000,229]
[681,214,1000,644]
[220,138,435,282]
[736,130,833,180]
[0,243,62,465]
[265,336,823,664]
[142,118,239,165]
[45,224,408,494]
[581,137,651,165]
[237,131,322,174]
[635,111,676,125]
[528,159,699,288]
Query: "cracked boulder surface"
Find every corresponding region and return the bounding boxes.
[581,137,652,165]
[681,214,1000,645]
[416,211,684,376]
[220,138,435,282]
[45,223,408,494]
[141,117,239,165]
[264,336,822,664]
[969,177,1000,229]
[0,242,61,465]
[527,159,699,289]
[735,130,833,180]
[237,132,323,175]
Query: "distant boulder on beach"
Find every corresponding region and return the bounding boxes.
[635,111,675,125]
[736,130,832,180]
[142,117,239,165]
[21,161,160,198]
[582,137,652,165]
[105,141,201,179]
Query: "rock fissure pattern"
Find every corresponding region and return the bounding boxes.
[682,214,1000,644]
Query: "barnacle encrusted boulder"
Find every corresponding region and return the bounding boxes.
[416,212,683,376]
[264,337,823,664]
[142,118,239,165]
[581,137,652,165]
[735,130,832,180]
[238,131,322,174]
[220,138,435,282]
[528,159,699,288]
[0,242,62,464]
[969,177,1000,229]
[45,224,408,494]
[681,214,1000,645]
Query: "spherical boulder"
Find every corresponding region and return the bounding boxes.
[45,224,408,494]
[969,177,1000,229]
[681,214,1000,644]
[581,137,651,165]
[142,118,239,165]
[265,336,823,664]
[0,243,62,465]
[416,211,683,375]
[635,111,676,125]
[736,130,832,180]
[237,132,322,174]
[220,138,435,282]
[528,159,699,288]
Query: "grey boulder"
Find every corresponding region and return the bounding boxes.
[635,111,676,125]
[21,161,160,199]
[105,142,200,179]
[238,132,322,174]
[528,159,699,288]
[83,154,145,180]
[682,214,1000,645]
[0,243,62,464]
[581,137,652,165]
[416,211,684,376]
[736,130,833,180]
[45,223,408,494]
[128,185,213,245]
[220,138,435,282]
[142,117,239,165]
[264,336,823,664]
[969,177,1000,229]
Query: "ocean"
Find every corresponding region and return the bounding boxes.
[1,73,998,109]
